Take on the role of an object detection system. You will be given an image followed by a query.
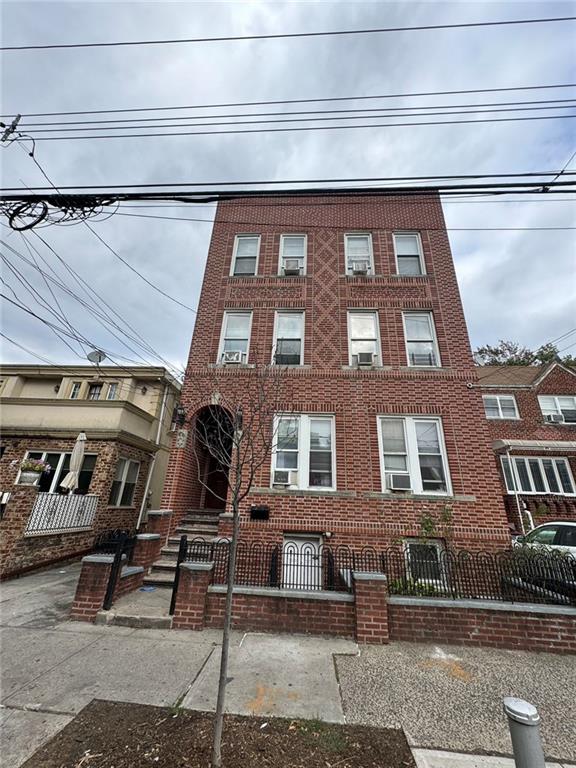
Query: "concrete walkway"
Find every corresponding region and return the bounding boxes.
[1,564,575,767]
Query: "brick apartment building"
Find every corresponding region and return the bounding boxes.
[159,191,511,578]
[477,362,576,532]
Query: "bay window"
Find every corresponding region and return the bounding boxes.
[272,414,335,490]
[500,455,575,495]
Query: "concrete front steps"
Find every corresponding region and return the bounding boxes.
[143,509,222,589]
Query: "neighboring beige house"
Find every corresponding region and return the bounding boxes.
[0,365,180,577]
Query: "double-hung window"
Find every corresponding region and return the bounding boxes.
[231,235,260,276]
[21,450,97,493]
[106,382,119,401]
[483,394,519,420]
[345,233,373,275]
[87,383,103,400]
[378,416,450,494]
[279,235,306,275]
[273,311,304,365]
[272,414,335,490]
[218,312,252,364]
[500,455,575,495]
[348,311,381,366]
[538,395,576,423]
[70,382,82,400]
[394,233,425,276]
[403,312,440,367]
[109,458,140,506]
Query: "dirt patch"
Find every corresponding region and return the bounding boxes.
[22,699,416,768]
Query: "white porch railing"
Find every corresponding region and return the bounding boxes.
[25,492,99,535]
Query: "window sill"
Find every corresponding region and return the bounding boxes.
[252,487,355,498]
[106,505,136,510]
[486,417,522,421]
[365,491,476,502]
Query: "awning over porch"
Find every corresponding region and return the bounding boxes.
[493,439,576,453]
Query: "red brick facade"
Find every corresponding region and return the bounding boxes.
[0,436,151,578]
[162,193,509,551]
[478,364,576,531]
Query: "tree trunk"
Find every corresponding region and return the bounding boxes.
[211,493,241,767]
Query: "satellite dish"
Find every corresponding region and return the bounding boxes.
[87,349,106,365]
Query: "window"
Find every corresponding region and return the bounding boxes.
[20,451,96,493]
[500,455,575,495]
[87,383,102,401]
[538,395,576,423]
[109,458,140,506]
[483,395,519,420]
[279,235,306,275]
[70,382,82,400]
[524,525,560,546]
[218,312,252,364]
[403,312,440,367]
[106,382,119,401]
[345,233,373,275]
[378,416,450,495]
[403,539,445,583]
[394,233,425,276]
[273,312,304,365]
[231,235,260,276]
[348,312,381,366]
[272,414,335,490]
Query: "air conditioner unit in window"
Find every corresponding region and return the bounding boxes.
[357,352,374,367]
[283,258,302,276]
[562,409,576,423]
[273,470,298,486]
[545,413,564,423]
[351,260,369,275]
[387,474,412,491]
[222,350,243,365]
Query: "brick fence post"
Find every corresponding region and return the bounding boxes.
[146,510,173,543]
[353,571,389,644]
[132,533,162,571]
[172,562,214,630]
[70,554,115,622]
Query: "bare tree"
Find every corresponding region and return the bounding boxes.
[181,356,293,768]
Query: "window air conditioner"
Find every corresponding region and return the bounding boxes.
[387,474,412,491]
[351,260,369,275]
[273,470,298,486]
[283,258,302,276]
[545,413,564,424]
[357,352,374,367]
[222,350,243,365]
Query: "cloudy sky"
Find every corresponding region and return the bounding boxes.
[1,0,575,377]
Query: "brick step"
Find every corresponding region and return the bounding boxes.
[151,559,177,572]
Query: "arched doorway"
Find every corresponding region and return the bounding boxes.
[193,405,233,511]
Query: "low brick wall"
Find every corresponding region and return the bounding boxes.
[114,566,145,600]
[205,586,356,637]
[388,597,576,654]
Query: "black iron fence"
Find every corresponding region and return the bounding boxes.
[178,537,576,606]
[93,529,137,611]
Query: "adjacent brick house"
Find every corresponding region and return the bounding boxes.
[477,362,576,532]
[0,365,180,578]
[160,191,510,585]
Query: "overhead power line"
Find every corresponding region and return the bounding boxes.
[4,82,574,119]
[2,15,574,51]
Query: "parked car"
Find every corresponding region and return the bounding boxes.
[514,521,576,555]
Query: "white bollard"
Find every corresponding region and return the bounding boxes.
[503,697,546,768]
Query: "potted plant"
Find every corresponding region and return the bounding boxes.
[18,458,50,486]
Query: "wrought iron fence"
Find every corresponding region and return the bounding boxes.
[181,537,576,606]
[93,529,138,611]
[25,492,98,535]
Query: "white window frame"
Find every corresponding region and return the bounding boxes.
[377,416,452,496]
[344,232,374,275]
[272,311,305,366]
[108,457,140,507]
[106,382,119,401]
[217,311,253,364]
[271,414,336,491]
[70,381,82,400]
[500,455,576,496]
[482,394,519,420]
[278,234,307,276]
[230,234,261,277]
[538,395,576,423]
[403,538,447,586]
[17,450,97,492]
[347,311,382,366]
[393,232,426,276]
[402,311,441,367]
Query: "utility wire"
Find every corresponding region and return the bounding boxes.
[4,82,574,119]
[19,112,576,141]
[2,15,574,51]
